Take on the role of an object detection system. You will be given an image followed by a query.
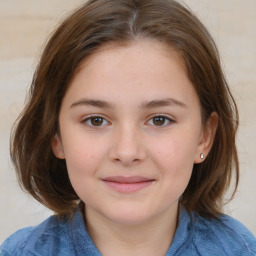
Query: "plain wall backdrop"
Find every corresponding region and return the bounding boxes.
[0,0,256,243]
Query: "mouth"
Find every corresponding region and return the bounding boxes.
[101,176,155,193]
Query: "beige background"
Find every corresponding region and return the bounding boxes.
[0,0,255,243]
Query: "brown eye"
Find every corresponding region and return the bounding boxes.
[90,117,104,126]
[147,115,174,127]
[82,116,109,127]
[153,116,166,126]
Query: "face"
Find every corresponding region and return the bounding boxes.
[52,40,216,226]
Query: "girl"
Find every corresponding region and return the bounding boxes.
[1,0,256,255]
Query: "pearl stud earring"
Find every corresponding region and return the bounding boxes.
[200,153,204,159]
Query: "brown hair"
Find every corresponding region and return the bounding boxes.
[11,0,239,218]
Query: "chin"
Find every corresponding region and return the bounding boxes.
[104,207,153,226]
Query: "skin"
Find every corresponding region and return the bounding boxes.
[52,39,218,256]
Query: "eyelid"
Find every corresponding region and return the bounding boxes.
[148,113,175,119]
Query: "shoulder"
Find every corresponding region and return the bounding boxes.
[0,214,74,256]
[192,213,256,256]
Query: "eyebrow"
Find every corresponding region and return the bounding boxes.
[70,99,113,109]
[140,98,187,109]
[70,97,187,109]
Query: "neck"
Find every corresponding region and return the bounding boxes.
[84,205,179,256]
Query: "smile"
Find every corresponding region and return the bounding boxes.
[102,176,155,193]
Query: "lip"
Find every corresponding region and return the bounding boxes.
[102,176,155,193]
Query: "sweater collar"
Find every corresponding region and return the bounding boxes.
[69,206,192,256]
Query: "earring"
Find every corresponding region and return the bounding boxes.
[200,153,204,159]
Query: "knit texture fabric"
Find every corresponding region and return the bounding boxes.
[1,207,256,255]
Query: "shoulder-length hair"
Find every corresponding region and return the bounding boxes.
[11,0,239,218]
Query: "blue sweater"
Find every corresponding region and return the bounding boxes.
[1,207,256,255]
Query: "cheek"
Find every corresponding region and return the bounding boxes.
[62,134,108,183]
[151,136,196,176]
[154,138,195,196]
[63,142,106,201]
[152,139,181,164]
[65,146,102,175]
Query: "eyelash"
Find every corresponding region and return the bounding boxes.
[81,114,175,128]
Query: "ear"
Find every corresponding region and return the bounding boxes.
[194,112,218,163]
[51,134,65,159]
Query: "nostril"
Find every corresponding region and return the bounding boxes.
[109,132,147,164]
[113,156,141,165]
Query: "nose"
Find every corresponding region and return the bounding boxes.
[109,124,147,166]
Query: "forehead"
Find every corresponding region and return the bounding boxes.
[76,39,185,75]
[63,39,198,109]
